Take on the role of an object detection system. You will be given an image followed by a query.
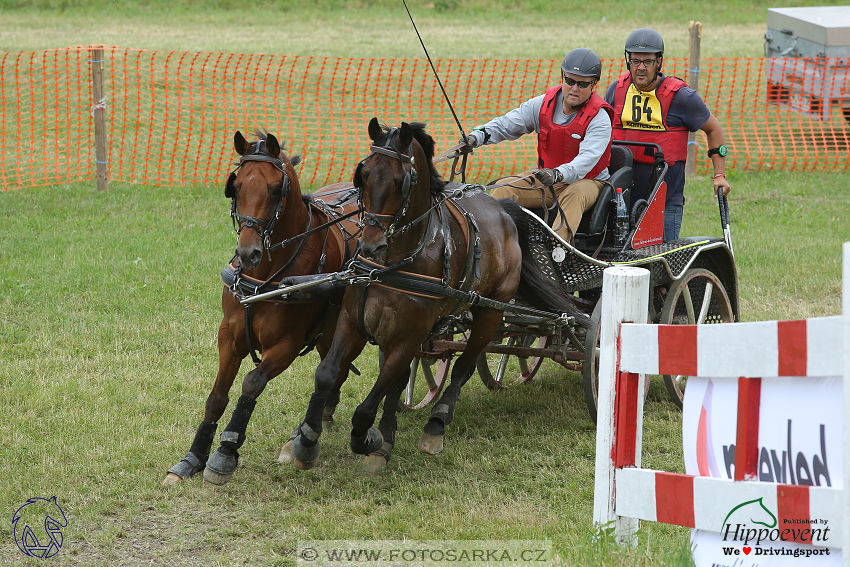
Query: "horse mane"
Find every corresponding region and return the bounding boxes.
[376,122,446,195]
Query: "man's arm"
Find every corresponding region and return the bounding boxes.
[701,114,731,197]
[466,95,544,146]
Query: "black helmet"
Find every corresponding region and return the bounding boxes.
[561,48,602,80]
[624,28,665,56]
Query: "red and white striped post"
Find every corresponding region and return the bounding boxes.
[592,266,650,545]
[593,242,850,565]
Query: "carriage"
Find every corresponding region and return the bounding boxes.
[384,138,739,423]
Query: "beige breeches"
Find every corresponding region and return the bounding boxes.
[489,170,604,243]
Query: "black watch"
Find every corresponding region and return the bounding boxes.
[707,145,728,158]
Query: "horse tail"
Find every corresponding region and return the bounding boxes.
[497,198,592,329]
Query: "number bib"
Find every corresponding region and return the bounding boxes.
[621,84,665,131]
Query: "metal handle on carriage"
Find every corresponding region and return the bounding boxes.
[238,271,352,305]
[717,186,734,257]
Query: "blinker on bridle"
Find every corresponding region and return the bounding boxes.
[228,139,292,254]
[354,133,418,240]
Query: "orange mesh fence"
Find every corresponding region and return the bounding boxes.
[1,46,849,191]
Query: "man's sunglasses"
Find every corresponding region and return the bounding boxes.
[562,75,594,89]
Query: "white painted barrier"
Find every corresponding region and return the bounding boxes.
[592,243,850,566]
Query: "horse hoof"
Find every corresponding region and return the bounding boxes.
[291,435,320,467]
[292,457,316,471]
[162,472,182,486]
[278,440,293,464]
[203,468,233,485]
[322,415,335,430]
[418,432,444,455]
[350,427,383,455]
[363,442,392,475]
[363,454,389,475]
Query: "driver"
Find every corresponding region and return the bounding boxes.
[462,48,613,245]
[603,28,731,241]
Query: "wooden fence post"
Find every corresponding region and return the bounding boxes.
[592,266,650,546]
[90,47,109,192]
[685,21,702,178]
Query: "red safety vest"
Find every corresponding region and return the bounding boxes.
[536,86,613,179]
[612,72,689,165]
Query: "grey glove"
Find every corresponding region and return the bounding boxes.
[535,168,563,186]
[461,130,483,149]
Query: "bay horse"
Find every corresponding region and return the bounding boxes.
[164,130,360,486]
[287,118,589,472]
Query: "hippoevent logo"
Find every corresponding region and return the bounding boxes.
[12,496,68,559]
[720,497,831,557]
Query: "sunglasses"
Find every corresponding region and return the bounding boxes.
[628,58,658,68]
[562,75,594,89]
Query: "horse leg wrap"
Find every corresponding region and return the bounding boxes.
[350,426,383,455]
[291,421,321,464]
[206,395,256,476]
[299,394,326,447]
[423,402,452,437]
[167,421,218,479]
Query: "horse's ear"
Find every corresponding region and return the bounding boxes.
[234,131,249,156]
[398,122,413,150]
[265,133,280,157]
[367,117,382,142]
[289,154,302,167]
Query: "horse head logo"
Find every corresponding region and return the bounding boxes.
[12,496,68,559]
[721,497,777,531]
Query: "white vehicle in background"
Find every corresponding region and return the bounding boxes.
[764,6,850,123]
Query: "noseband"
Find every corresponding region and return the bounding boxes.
[354,136,418,240]
[228,139,292,250]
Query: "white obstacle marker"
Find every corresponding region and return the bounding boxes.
[593,242,850,566]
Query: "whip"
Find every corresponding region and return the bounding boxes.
[401,0,474,181]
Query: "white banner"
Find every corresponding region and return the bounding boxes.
[682,375,843,566]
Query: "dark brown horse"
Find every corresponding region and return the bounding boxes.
[164,130,360,485]
[287,119,588,472]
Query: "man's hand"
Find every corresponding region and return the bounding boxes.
[534,168,563,186]
[713,174,731,197]
[461,131,482,149]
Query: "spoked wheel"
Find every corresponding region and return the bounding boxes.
[582,302,603,424]
[582,301,652,425]
[476,334,549,390]
[399,357,450,412]
[660,268,735,409]
[379,350,449,412]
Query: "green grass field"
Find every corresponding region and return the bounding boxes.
[1,2,849,566]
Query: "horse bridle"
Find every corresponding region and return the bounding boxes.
[353,133,418,240]
[227,139,292,251]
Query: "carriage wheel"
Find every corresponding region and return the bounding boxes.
[398,357,450,412]
[379,350,449,412]
[581,302,604,424]
[660,268,735,409]
[582,301,652,425]
[476,334,549,390]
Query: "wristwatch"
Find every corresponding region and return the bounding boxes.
[707,145,728,158]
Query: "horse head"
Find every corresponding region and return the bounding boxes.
[355,117,425,262]
[226,130,301,271]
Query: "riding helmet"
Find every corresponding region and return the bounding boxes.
[561,48,602,80]
[624,28,665,56]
